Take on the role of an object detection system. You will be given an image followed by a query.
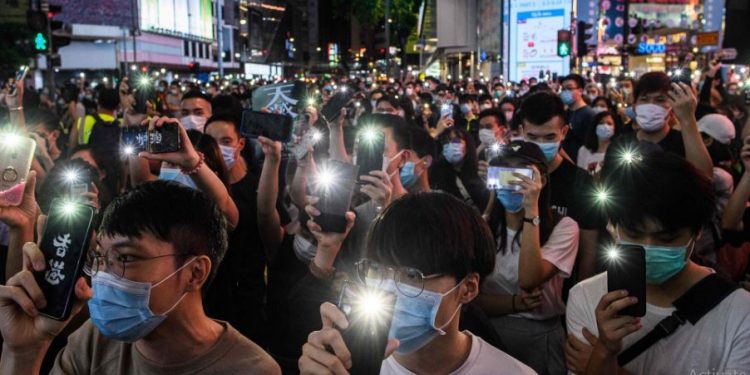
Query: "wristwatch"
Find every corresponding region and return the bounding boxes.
[523,216,540,226]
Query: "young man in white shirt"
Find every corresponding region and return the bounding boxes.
[299,192,536,375]
[565,142,750,374]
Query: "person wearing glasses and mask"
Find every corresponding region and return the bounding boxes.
[299,192,535,374]
[0,181,281,374]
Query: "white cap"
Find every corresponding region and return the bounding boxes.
[698,114,735,145]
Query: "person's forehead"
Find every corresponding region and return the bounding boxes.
[97,232,173,256]
[206,121,239,138]
[182,97,210,109]
[479,116,498,126]
[638,91,668,100]
[523,116,565,131]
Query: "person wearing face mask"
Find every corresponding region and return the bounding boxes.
[0,181,282,374]
[299,192,535,375]
[430,128,490,213]
[456,95,480,136]
[203,114,285,345]
[478,94,494,112]
[179,90,213,132]
[497,92,605,283]
[577,111,618,176]
[609,72,713,179]
[476,108,509,159]
[375,96,407,119]
[584,83,602,104]
[559,74,596,165]
[400,126,436,193]
[565,143,750,375]
[478,141,579,375]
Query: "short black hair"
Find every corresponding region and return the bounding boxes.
[204,112,241,136]
[459,94,477,104]
[28,109,62,133]
[368,114,411,151]
[210,94,243,125]
[407,126,436,159]
[181,90,212,104]
[600,141,714,235]
[634,72,671,102]
[99,181,229,281]
[376,95,403,110]
[562,74,585,90]
[518,92,566,127]
[478,108,506,127]
[366,192,495,281]
[97,88,120,111]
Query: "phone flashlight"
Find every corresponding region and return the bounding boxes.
[2,134,23,149]
[594,186,610,204]
[63,170,79,183]
[123,145,135,156]
[311,129,323,143]
[60,200,79,216]
[355,101,361,108]
[360,127,381,144]
[605,246,620,261]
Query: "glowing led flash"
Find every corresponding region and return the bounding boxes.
[606,247,620,261]
[361,127,380,143]
[1,134,22,148]
[61,201,78,216]
[490,143,502,153]
[64,170,79,183]
[311,129,323,143]
[123,146,135,156]
[595,188,610,204]
[356,290,387,319]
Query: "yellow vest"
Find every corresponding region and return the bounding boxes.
[76,113,115,145]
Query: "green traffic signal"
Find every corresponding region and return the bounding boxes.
[34,32,47,51]
[558,43,570,57]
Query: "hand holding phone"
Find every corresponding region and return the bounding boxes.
[135,117,198,171]
[486,167,533,191]
[121,122,181,155]
[354,127,385,184]
[606,244,646,317]
[0,133,36,206]
[313,160,359,233]
[9,66,28,96]
[240,110,293,143]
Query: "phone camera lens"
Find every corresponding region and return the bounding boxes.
[2,167,18,182]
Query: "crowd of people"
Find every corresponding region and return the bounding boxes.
[0,61,748,375]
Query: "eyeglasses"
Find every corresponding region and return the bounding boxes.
[354,259,443,298]
[88,248,194,279]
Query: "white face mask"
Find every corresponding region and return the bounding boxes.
[180,115,207,132]
[478,129,497,146]
[635,103,669,133]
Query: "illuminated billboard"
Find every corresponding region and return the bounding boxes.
[140,0,214,41]
[508,0,572,81]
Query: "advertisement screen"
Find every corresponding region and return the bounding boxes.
[509,0,572,82]
[140,0,214,41]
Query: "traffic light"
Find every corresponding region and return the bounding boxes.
[188,61,201,73]
[48,5,71,53]
[27,10,47,32]
[34,32,48,51]
[557,30,571,57]
[577,21,594,57]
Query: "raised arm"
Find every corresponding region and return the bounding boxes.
[256,136,285,260]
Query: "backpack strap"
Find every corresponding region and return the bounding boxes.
[617,274,738,367]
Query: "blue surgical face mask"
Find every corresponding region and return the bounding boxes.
[219,144,236,169]
[158,167,197,190]
[527,140,560,161]
[400,161,417,187]
[596,124,615,140]
[376,279,464,355]
[560,90,575,106]
[460,103,472,115]
[442,143,465,165]
[496,189,524,213]
[617,228,693,284]
[88,258,196,342]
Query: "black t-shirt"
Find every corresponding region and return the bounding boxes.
[543,158,604,230]
[204,170,268,343]
[563,106,596,164]
[612,128,686,158]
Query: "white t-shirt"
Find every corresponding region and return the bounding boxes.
[576,146,605,175]
[482,217,579,320]
[380,331,537,375]
[566,272,750,374]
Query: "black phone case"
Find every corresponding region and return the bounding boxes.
[34,200,95,321]
[354,134,385,183]
[321,89,355,123]
[316,161,359,233]
[607,245,647,317]
[338,286,396,375]
[121,126,149,154]
[240,110,293,143]
[149,123,181,154]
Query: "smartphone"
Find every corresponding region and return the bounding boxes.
[321,88,355,123]
[34,199,96,321]
[440,104,453,120]
[291,128,321,160]
[486,167,533,191]
[0,134,36,206]
[670,71,691,86]
[9,66,28,96]
[121,126,149,155]
[337,282,396,375]
[606,244,647,317]
[240,110,293,143]
[484,143,503,162]
[353,128,385,184]
[316,160,359,233]
[148,122,181,154]
[67,169,94,198]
